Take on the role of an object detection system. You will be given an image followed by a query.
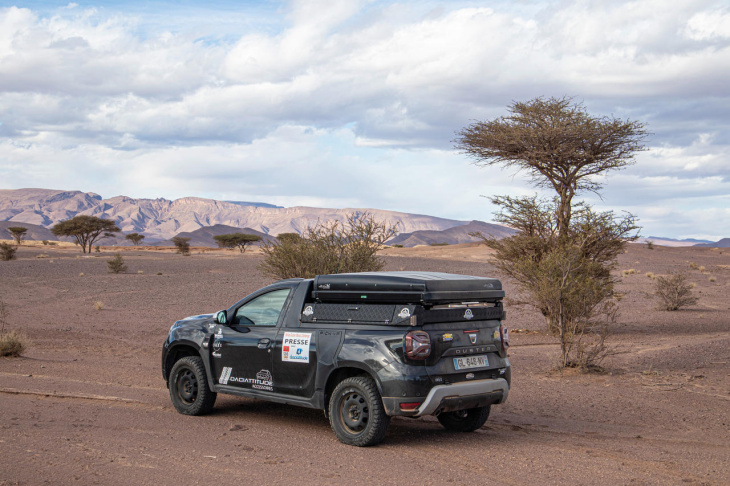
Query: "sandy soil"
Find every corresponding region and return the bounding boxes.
[0,243,728,485]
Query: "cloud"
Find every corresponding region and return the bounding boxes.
[1,1,729,239]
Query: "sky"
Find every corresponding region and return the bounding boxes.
[0,0,729,240]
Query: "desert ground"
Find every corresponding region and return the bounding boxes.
[0,242,728,485]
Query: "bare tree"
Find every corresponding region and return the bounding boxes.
[455,96,648,236]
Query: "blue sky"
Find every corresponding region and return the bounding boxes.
[1,0,729,239]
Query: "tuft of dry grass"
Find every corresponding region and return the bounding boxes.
[36,254,49,259]
[709,276,717,282]
[689,262,699,270]
[137,270,144,274]
[156,272,162,275]
[699,265,706,273]
[79,272,84,277]
[622,268,636,276]
[94,301,104,311]
[0,330,27,357]
[646,272,655,279]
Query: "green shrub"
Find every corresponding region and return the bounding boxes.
[107,253,127,273]
[260,213,399,280]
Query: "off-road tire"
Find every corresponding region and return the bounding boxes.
[437,405,491,432]
[169,356,217,415]
[329,376,390,447]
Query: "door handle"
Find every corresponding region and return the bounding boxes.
[258,338,271,349]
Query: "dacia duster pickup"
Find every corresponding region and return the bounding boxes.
[162,271,510,446]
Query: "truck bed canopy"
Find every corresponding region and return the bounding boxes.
[311,272,504,305]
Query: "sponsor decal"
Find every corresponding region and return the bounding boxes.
[442,333,454,342]
[228,369,273,391]
[318,283,330,290]
[464,309,474,320]
[469,333,477,344]
[493,330,500,340]
[219,367,232,385]
[207,323,216,331]
[202,340,209,349]
[397,308,411,319]
[282,332,312,363]
[302,305,314,317]
[212,336,222,358]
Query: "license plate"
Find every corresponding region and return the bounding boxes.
[453,355,489,370]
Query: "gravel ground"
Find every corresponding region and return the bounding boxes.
[0,244,728,485]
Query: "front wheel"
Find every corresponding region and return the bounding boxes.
[437,405,490,432]
[329,376,390,447]
[168,356,217,415]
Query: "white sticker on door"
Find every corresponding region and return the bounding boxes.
[282,332,312,363]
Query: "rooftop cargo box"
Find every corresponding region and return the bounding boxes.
[311,272,504,305]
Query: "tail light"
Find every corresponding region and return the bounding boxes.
[405,330,431,360]
[499,324,509,352]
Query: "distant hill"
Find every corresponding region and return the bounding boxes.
[637,236,714,247]
[696,238,730,248]
[155,224,275,247]
[0,221,58,242]
[0,188,470,240]
[387,220,516,247]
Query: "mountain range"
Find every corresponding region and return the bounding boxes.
[0,188,507,247]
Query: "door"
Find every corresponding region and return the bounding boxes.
[211,288,292,393]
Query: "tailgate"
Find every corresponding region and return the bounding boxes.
[420,305,507,384]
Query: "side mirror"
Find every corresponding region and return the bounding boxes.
[215,310,228,325]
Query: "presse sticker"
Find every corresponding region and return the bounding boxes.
[282,332,312,363]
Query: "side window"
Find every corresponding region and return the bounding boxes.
[234,289,291,327]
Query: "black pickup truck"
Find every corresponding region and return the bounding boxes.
[162,272,510,446]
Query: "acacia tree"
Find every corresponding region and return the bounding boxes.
[455,97,648,236]
[171,237,191,256]
[8,227,28,244]
[213,233,262,253]
[51,216,121,253]
[457,97,646,369]
[125,233,145,246]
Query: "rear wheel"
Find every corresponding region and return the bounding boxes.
[437,405,490,432]
[168,356,217,415]
[329,376,390,447]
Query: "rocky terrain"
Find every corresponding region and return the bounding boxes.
[0,243,728,484]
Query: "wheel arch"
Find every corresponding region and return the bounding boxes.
[323,364,383,417]
[163,341,205,386]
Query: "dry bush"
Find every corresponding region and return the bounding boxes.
[646,272,655,279]
[709,276,716,282]
[654,273,699,311]
[0,330,27,357]
[689,262,699,270]
[1,242,17,261]
[94,301,104,311]
[646,241,654,250]
[622,268,636,276]
[79,272,84,277]
[106,253,127,274]
[260,212,399,280]
[0,300,27,357]
[699,265,706,273]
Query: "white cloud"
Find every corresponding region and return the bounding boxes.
[1,1,730,239]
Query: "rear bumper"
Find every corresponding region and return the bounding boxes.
[381,378,509,417]
[415,378,509,416]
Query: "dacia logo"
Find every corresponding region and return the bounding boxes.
[464,309,474,320]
